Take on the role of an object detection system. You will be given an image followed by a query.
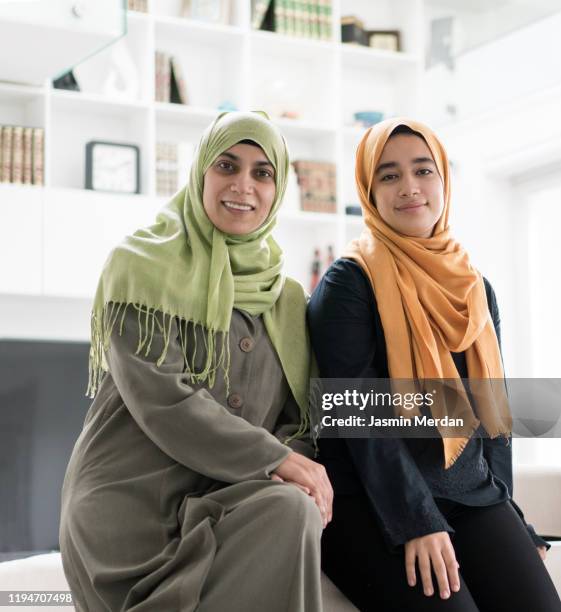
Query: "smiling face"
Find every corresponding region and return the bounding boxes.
[202,142,276,236]
[372,133,445,238]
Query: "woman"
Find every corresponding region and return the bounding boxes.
[60,111,332,612]
[307,118,561,611]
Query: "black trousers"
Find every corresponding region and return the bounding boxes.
[321,494,561,612]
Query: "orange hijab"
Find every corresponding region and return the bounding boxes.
[344,117,511,468]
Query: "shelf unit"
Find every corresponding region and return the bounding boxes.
[0,0,424,298]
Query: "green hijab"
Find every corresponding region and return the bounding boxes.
[87,111,311,440]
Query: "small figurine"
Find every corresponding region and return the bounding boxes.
[326,244,335,269]
[310,248,321,293]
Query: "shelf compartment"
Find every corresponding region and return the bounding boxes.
[154,16,245,111]
[49,94,151,192]
[274,218,339,290]
[0,82,45,128]
[250,33,337,127]
[338,0,424,55]
[72,11,152,103]
[340,59,420,127]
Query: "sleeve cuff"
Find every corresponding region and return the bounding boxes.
[382,507,454,551]
[526,523,552,551]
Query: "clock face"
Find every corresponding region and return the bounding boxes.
[91,143,138,193]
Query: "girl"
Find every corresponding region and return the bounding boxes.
[307,118,560,611]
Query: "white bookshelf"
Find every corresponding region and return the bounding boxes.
[0,0,424,303]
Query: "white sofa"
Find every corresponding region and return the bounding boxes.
[513,464,561,593]
[1,464,559,611]
[0,554,356,612]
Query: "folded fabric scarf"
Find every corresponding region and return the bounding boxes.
[344,117,511,468]
[88,111,312,441]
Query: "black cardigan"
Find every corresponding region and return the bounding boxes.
[307,258,548,551]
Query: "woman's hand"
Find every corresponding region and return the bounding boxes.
[270,473,310,495]
[537,546,547,561]
[405,531,460,599]
[273,453,333,528]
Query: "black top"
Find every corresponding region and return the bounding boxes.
[307,258,548,551]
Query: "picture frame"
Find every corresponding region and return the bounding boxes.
[367,30,401,53]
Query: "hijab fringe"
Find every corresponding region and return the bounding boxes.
[444,421,480,469]
[86,301,310,447]
[86,301,231,399]
[282,411,313,450]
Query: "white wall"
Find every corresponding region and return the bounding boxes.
[0,294,92,341]
[421,9,561,125]
[418,13,561,466]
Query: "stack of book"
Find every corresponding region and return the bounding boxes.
[156,141,195,197]
[155,52,188,104]
[292,160,336,213]
[341,15,367,45]
[127,0,148,12]
[0,125,44,186]
[253,0,333,40]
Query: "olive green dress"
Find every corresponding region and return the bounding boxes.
[59,307,323,611]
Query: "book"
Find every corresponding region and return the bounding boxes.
[156,141,197,197]
[309,0,320,40]
[155,51,162,102]
[156,142,177,197]
[302,0,311,39]
[32,128,44,186]
[161,51,170,103]
[293,160,337,213]
[1,126,13,183]
[299,0,311,38]
[127,0,147,12]
[261,0,275,32]
[22,128,33,185]
[285,0,296,36]
[167,142,178,195]
[319,0,332,40]
[156,142,168,197]
[155,51,171,103]
[252,0,273,29]
[292,0,303,37]
[341,15,367,45]
[274,0,287,35]
[11,126,24,184]
[170,57,188,105]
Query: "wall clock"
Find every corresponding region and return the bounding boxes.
[85,140,140,194]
